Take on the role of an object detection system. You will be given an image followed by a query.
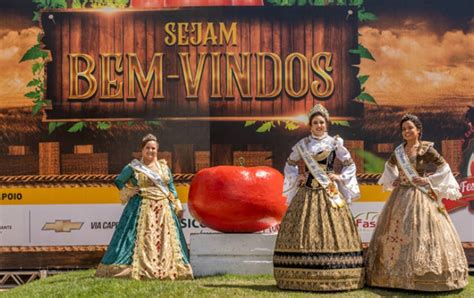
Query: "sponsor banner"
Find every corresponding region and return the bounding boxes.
[0,185,190,205]
[0,203,213,246]
[1,185,473,246]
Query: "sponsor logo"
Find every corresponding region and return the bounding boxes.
[354,211,379,230]
[460,177,474,198]
[90,221,119,230]
[180,218,206,229]
[42,220,84,232]
[1,192,22,200]
[0,225,13,235]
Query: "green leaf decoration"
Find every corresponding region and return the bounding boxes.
[297,0,307,5]
[349,0,363,6]
[32,102,43,115]
[256,121,274,133]
[308,0,325,4]
[331,120,350,127]
[115,0,129,8]
[145,120,161,126]
[97,121,112,130]
[336,0,346,5]
[358,9,378,22]
[33,99,46,105]
[358,75,369,86]
[72,0,82,8]
[24,91,39,99]
[32,62,43,74]
[50,0,67,8]
[356,92,377,104]
[20,45,48,63]
[127,121,134,127]
[284,121,300,131]
[27,79,42,87]
[244,121,256,127]
[48,122,57,135]
[349,44,376,61]
[68,122,85,133]
[48,122,65,134]
[33,11,40,22]
[32,0,46,5]
[355,149,385,173]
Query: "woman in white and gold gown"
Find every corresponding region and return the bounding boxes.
[273,104,364,291]
[366,114,468,291]
[96,134,193,280]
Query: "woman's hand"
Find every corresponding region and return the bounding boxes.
[297,173,308,185]
[392,178,400,187]
[413,176,429,186]
[328,173,341,182]
[126,185,140,196]
[176,209,184,219]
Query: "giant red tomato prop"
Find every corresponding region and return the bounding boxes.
[188,166,287,232]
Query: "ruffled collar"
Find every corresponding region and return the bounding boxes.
[310,132,328,140]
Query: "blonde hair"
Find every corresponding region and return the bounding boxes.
[141,133,158,148]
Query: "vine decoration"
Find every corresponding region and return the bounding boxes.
[247,0,377,132]
[22,0,129,135]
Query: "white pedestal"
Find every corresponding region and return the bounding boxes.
[190,233,277,276]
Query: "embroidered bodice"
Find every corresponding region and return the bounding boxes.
[283,134,360,203]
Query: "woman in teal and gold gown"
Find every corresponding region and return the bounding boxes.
[95,134,193,280]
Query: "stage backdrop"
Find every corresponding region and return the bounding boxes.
[0,0,473,253]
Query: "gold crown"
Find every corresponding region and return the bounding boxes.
[308,104,329,120]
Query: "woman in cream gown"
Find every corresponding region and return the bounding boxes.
[366,114,468,291]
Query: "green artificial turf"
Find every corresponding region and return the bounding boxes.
[1,270,473,297]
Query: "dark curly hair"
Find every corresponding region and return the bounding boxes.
[400,114,423,140]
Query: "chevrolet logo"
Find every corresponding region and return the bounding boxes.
[42,220,83,232]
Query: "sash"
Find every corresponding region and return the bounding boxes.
[394,144,445,212]
[296,142,345,208]
[129,159,170,198]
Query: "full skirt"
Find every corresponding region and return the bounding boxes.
[95,196,193,280]
[273,187,364,291]
[365,185,468,291]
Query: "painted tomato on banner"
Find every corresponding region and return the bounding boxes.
[131,0,165,8]
[165,0,232,7]
[188,166,287,232]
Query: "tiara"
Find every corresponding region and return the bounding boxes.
[142,133,157,142]
[308,104,329,120]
